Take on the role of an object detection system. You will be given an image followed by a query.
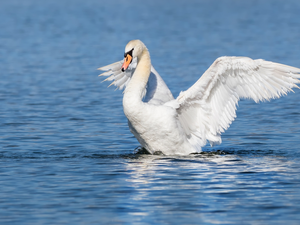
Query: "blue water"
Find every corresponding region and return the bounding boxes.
[1,0,300,224]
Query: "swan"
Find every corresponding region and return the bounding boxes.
[98,40,300,155]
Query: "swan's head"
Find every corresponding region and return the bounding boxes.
[121,40,146,72]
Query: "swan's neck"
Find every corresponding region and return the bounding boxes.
[123,48,151,118]
[124,48,151,102]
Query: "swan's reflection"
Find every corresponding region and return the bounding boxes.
[123,154,239,216]
[121,152,298,220]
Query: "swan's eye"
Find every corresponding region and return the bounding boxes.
[124,48,134,58]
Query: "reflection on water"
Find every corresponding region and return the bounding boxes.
[123,152,300,224]
[1,0,300,224]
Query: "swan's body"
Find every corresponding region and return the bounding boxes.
[99,40,300,155]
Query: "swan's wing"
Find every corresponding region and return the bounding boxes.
[143,66,174,105]
[174,56,300,151]
[98,59,174,104]
[98,58,136,90]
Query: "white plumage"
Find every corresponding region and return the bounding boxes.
[99,40,300,155]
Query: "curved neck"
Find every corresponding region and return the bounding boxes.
[124,48,151,101]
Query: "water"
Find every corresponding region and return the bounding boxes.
[1,0,300,224]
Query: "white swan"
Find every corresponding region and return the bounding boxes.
[98,40,300,155]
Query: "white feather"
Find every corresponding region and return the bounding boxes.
[176,56,300,149]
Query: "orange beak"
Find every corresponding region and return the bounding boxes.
[121,54,132,72]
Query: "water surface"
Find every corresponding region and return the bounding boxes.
[1,0,300,224]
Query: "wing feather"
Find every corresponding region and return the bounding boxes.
[98,59,135,90]
[175,56,300,150]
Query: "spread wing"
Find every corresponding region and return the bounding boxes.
[175,56,300,151]
[98,58,174,105]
